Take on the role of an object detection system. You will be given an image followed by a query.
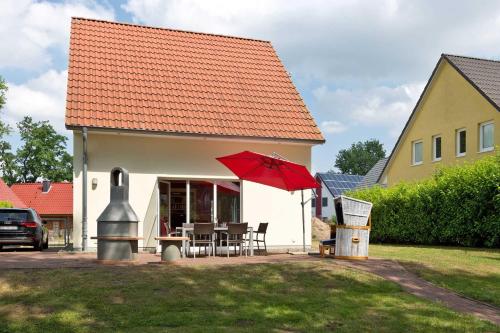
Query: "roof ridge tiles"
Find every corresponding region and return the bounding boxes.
[72,17,271,44]
[443,53,500,64]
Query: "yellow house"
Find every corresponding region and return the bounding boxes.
[380,54,499,186]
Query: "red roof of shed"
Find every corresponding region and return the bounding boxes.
[65,18,324,143]
[10,182,73,216]
[0,178,27,208]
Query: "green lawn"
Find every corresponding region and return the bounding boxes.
[370,244,500,307]
[0,262,497,333]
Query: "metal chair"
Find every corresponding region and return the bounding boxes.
[189,223,215,258]
[162,222,180,236]
[221,223,248,258]
[253,222,268,254]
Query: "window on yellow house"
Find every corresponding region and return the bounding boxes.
[412,140,423,165]
[456,128,466,157]
[432,135,442,161]
[479,121,494,152]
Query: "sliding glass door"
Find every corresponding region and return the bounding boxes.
[189,181,214,223]
[216,181,240,223]
[158,179,241,231]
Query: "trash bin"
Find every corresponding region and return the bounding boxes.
[93,167,142,262]
[334,195,372,260]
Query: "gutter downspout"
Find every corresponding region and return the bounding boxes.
[82,127,88,252]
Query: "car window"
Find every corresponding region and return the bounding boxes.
[0,210,29,221]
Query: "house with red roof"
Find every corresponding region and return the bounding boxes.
[0,178,27,208]
[11,180,73,246]
[66,18,324,251]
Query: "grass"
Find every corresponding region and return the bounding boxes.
[0,261,498,333]
[370,244,500,307]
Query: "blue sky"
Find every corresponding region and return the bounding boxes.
[2,0,500,173]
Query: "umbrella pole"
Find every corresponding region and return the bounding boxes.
[301,189,305,252]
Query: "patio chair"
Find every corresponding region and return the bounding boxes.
[253,222,268,255]
[221,223,248,258]
[162,222,180,236]
[189,223,215,258]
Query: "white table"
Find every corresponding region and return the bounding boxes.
[178,226,254,258]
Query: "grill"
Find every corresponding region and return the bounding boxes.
[92,167,142,262]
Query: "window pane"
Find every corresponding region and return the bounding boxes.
[435,137,441,159]
[322,197,328,207]
[459,131,466,154]
[482,123,494,149]
[190,181,213,223]
[311,198,316,207]
[414,142,423,163]
[216,182,240,223]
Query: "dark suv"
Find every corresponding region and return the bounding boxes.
[0,208,49,251]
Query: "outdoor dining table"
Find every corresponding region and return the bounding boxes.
[177,225,254,258]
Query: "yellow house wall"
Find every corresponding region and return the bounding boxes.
[385,60,499,186]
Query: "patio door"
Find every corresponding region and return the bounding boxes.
[158,180,171,238]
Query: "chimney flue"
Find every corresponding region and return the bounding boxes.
[42,180,51,193]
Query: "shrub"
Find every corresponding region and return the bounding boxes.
[348,154,500,248]
[0,201,13,208]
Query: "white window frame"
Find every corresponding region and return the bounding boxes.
[456,128,467,157]
[432,135,442,162]
[479,121,494,153]
[412,140,423,165]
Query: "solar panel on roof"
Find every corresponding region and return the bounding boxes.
[318,172,364,197]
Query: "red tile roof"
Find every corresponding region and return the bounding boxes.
[65,18,324,143]
[10,183,73,216]
[0,178,27,208]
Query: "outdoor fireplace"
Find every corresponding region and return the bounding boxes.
[92,167,142,262]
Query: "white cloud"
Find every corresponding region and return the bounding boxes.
[0,0,114,70]
[314,82,424,138]
[122,0,500,84]
[4,70,68,133]
[320,121,348,135]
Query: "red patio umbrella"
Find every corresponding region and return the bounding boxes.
[216,151,319,252]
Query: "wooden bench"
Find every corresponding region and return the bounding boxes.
[155,236,190,262]
[91,236,143,240]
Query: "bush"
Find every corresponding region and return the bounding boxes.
[0,201,13,208]
[348,154,500,248]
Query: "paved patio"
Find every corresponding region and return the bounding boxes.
[0,249,498,325]
[0,248,318,269]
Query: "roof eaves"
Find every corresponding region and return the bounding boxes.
[377,55,445,183]
[442,54,500,112]
[66,125,326,145]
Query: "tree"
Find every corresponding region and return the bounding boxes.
[0,76,13,181]
[334,139,386,175]
[12,117,73,183]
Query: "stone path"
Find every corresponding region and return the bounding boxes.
[335,257,500,326]
[0,249,498,325]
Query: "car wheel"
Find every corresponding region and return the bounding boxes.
[0,245,3,251]
[34,238,43,251]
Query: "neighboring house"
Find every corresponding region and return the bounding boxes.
[11,180,73,246]
[380,54,500,186]
[312,173,363,220]
[66,18,324,251]
[355,158,388,190]
[0,178,27,208]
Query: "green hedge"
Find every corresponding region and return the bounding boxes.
[0,201,13,208]
[348,154,500,248]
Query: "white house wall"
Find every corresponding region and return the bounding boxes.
[73,131,313,250]
[321,181,335,220]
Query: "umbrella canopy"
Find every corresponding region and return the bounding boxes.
[217,150,318,253]
[216,151,319,192]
